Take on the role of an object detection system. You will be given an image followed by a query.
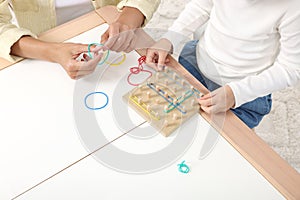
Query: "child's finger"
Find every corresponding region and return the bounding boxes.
[199,92,212,100]
[201,105,214,114]
[158,51,168,62]
[198,97,214,107]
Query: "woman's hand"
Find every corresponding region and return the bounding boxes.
[198,85,236,114]
[11,36,102,79]
[51,43,103,79]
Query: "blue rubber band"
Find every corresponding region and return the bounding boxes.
[84,92,109,110]
[177,160,190,174]
[87,43,110,66]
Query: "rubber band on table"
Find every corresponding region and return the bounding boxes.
[127,56,152,86]
[84,92,109,110]
[105,53,126,66]
[87,43,110,66]
[177,160,190,174]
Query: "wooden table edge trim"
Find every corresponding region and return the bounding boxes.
[96,5,300,200]
[0,10,105,70]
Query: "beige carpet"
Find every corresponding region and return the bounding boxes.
[146,0,300,172]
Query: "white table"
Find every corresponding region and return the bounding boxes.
[0,24,285,200]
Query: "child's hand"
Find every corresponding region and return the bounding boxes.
[198,85,236,114]
[146,38,172,71]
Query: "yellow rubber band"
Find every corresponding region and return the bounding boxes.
[105,53,126,67]
[130,95,160,120]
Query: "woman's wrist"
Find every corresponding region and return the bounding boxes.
[11,36,58,62]
[116,7,145,29]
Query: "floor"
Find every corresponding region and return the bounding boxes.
[145,0,300,172]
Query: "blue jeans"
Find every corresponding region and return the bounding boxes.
[179,40,272,128]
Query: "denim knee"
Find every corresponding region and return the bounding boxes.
[231,94,272,128]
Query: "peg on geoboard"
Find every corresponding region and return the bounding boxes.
[164,92,169,98]
[155,99,160,104]
[163,120,169,127]
[137,97,142,104]
[173,113,178,120]
[155,112,160,119]
[155,85,160,91]
[173,87,177,93]
[173,99,178,105]
[191,99,196,106]
[147,91,151,99]
[173,73,177,80]
[164,66,169,73]
[146,104,151,111]
[165,80,169,86]
[164,105,168,111]
[182,106,187,113]
[181,79,185,85]
[156,73,160,79]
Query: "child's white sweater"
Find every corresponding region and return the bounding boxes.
[165,0,300,107]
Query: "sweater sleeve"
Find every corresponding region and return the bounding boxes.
[163,0,213,53]
[228,9,300,108]
[117,0,160,26]
[0,0,36,62]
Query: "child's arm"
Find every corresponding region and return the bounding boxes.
[146,0,213,68]
[199,7,300,114]
[227,9,300,109]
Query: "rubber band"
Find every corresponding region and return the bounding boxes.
[127,69,152,86]
[165,89,195,113]
[84,92,109,110]
[127,55,153,86]
[105,53,126,66]
[177,160,190,174]
[87,43,110,66]
[147,82,187,114]
[130,95,160,120]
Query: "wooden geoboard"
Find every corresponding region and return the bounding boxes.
[124,66,201,137]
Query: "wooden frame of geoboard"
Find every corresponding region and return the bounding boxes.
[0,6,299,199]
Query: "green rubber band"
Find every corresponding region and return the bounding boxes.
[164,90,195,113]
[87,43,110,66]
[177,160,190,174]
